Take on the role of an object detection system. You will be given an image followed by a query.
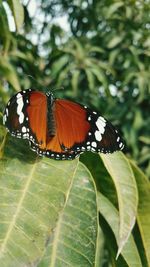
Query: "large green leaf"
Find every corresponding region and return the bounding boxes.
[98,192,142,267]
[131,162,150,266]
[100,152,138,255]
[38,162,98,267]
[0,135,98,266]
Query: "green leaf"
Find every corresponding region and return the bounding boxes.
[95,225,105,267]
[0,3,9,34]
[106,2,124,18]
[8,0,24,31]
[73,39,85,59]
[91,67,108,89]
[100,152,138,255]
[57,64,73,86]
[85,68,95,90]
[109,49,120,65]
[51,55,69,76]
[0,56,21,91]
[139,136,150,145]
[98,192,142,267]
[38,162,98,267]
[0,135,98,266]
[131,162,150,266]
[71,69,80,96]
[0,3,11,53]
[89,46,104,54]
[107,35,124,49]
[125,6,133,19]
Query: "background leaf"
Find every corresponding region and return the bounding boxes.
[100,152,138,255]
[0,56,21,92]
[98,192,142,267]
[7,0,24,31]
[131,162,150,266]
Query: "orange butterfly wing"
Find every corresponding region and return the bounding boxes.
[27,91,47,148]
[45,99,90,153]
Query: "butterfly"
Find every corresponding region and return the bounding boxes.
[3,89,125,160]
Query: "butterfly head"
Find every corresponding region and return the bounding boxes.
[46,91,55,105]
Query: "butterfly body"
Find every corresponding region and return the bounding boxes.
[3,89,125,160]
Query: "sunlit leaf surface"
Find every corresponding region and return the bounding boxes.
[38,163,97,267]
[131,162,150,266]
[8,0,24,31]
[0,136,97,267]
[100,152,138,255]
[98,192,142,267]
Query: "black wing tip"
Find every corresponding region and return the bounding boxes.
[99,143,126,154]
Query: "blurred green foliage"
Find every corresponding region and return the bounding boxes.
[0,0,150,176]
[0,1,150,266]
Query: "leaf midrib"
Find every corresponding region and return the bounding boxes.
[49,160,79,267]
[100,153,138,252]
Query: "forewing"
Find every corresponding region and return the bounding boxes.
[3,89,47,147]
[26,91,47,147]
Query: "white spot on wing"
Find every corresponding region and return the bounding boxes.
[96,117,106,134]
[119,142,124,148]
[17,93,22,99]
[117,137,120,142]
[95,130,102,141]
[92,141,97,148]
[99,116,106,123]
[22,126,26,133]
[16,95,24,124]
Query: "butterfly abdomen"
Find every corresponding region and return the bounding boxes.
[47,96,56,137]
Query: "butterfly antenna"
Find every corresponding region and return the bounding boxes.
[25,74,43,88]
[51,86,64,92]
[25,74,64,92]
